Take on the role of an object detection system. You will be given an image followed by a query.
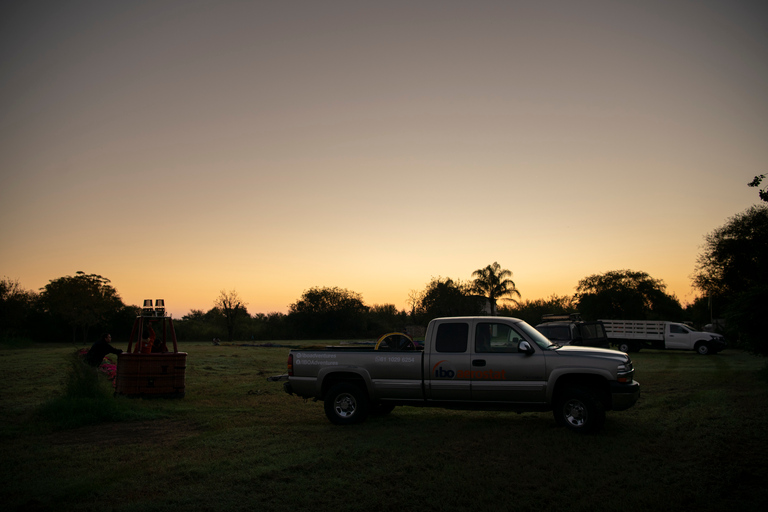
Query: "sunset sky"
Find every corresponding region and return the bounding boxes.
[2,0,767,318]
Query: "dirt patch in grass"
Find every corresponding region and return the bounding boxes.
[49,419,200,447]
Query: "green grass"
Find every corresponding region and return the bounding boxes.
[1,341,767,511]
[31,352,164,430]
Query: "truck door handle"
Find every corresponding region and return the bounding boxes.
[472,359,486,367]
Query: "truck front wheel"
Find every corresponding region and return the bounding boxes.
[554,387,606,434]
[695,342,711,355]
[324,383,369,425]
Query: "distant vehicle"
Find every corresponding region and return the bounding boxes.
[535,314,610,348]
[601,320,726,355]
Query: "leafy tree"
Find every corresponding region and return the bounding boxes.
[251,312,292,341]
[406,289,421,317]
[414,277,484,322]
[684,296,718,331]
[175,308,223,342]
[693,205,768,298]
[471,262,521,315]
[502,294,577,326]
[748,174,767,203]
[39,272,124,343]
[723,286,768,355]
[575,269,683,320]
[366,304,408,336]
[692,204,768,354]
[288,286,369,338]
[1,277,36,340]
[214,290,249,342]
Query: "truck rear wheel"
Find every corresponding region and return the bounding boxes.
[554,387,606,434]
[324,383,369,425]
[617,341,640,353]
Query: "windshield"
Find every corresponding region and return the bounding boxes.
[537,325,570,341]
[516,320,555,349]
[580,323,607,340]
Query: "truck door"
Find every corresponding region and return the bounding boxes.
[666,323,693,349]
[470,320,547,403]
[427,321,472,401]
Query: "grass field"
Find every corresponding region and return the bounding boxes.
[1,340,767,512]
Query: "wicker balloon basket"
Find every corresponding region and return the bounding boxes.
[115,352,187,398]
[115,301,187,398]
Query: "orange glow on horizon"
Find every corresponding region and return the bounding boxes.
[2,2,765,322]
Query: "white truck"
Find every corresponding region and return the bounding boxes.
[601,320,726,355]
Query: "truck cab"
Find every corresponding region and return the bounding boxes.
[535,314,610,348]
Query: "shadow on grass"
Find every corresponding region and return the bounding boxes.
[758,361,768,383]
[34,351,164,430]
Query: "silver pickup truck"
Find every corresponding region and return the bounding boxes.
[278,316,640,433]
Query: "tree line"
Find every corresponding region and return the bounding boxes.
[0,265,726,345]
[2,176,766,353]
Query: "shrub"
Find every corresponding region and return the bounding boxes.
[35,351,157,429]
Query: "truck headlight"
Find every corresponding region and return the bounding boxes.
[617,360,634,383]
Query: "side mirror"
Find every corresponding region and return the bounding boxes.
[518,341,535,355]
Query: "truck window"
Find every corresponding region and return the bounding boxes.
[517,321,554,349]
[580,323,606,340]
[476,322,523,353]
[670,324,689,334]
[537,325,570,342]
[435,323,469,353]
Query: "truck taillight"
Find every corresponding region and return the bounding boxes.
[287,353,294,376]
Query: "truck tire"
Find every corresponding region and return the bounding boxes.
[324,383,369,425]
[553,387,606,434]
[616,341,641,353]
[695,342,710,355]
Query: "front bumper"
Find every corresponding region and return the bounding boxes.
[610,380,640,411]
[710,339,727,352]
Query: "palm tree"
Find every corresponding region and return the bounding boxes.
[471,262,521,315]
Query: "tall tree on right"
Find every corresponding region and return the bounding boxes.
[692,204,768,355]
[471,262,521,316]
[748,174,767,203]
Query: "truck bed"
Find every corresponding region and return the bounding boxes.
[290,348,425,400]
[601,320,665,341]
